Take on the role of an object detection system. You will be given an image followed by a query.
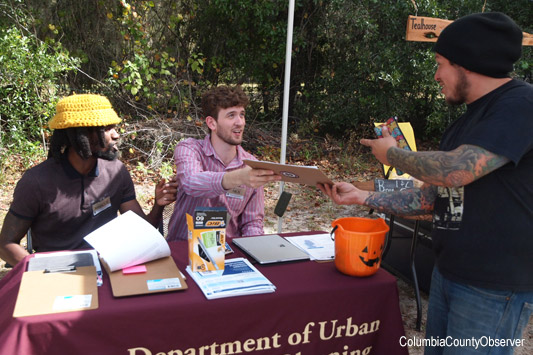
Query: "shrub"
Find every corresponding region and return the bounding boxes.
[0,26,79,166]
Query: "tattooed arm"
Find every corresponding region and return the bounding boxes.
[386,144,510,187]
[360,126,510,188]
[365,183,437,216]
[318,182,437,217]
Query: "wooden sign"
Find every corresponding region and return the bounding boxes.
[406,15,533,46]
[405,16,451,42]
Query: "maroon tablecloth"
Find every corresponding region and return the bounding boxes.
[0,234,408,355]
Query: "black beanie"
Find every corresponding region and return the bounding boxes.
[434,12,522,78]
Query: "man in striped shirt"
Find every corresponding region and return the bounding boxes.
[167,86,281,241]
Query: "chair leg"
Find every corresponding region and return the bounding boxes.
[382,215,395,258]
[26,229,33,254]
[409,220,422,331]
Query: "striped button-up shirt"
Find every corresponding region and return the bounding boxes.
[167,136,264,241]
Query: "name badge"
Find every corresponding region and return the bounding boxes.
[92,196,111,216]
[226,186,245,200]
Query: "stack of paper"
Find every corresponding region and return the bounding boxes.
[84,211,170,271]
[83,211,187,297]
[30,250,104,286]
[186,258,276,300]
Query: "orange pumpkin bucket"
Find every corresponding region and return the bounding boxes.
[331,217,389,277]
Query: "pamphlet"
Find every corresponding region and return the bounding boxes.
[284,233,334,261]
[186,258,276,300]
[374,117,413,176]
[84,211,170,272]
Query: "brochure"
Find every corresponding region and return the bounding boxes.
[374,117,413,177]
[186,258,276,300]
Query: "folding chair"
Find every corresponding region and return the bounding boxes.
[158,202,175,239]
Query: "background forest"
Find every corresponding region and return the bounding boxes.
[1,0,532,177]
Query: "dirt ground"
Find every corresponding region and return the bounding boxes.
[0,166,531,354]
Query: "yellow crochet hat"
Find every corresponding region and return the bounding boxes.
[48,94,122,129]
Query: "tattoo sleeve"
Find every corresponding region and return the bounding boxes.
[364,184,438,216]
[386,144,510,187]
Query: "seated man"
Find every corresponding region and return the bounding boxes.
[167,85,280,241]
[0,93,178,266]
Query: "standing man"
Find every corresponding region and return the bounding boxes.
[0,94,178,266]
[319,13,532,354]
[167,85,280,241]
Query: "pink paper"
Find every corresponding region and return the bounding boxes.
[122,265,147,274]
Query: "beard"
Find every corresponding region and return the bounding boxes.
[93,143,119,161]
[215,128,242,146]
[445,67,470,106]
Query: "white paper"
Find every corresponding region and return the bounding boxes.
[285,233,335,261]
[146,278,183,291]
[53,295,92,311]
[84,211,170,272]
[33,250,104,286]
[186,258,276,300]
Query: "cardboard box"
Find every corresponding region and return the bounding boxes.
[187,207,227,272]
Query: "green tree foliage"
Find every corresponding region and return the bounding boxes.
[187,0,289,119]
[291,0,531,139]
[0,6,79,165]
[1,0,531,160]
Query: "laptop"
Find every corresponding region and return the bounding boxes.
[232,234,310,264]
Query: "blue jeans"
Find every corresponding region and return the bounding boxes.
[424,267,533,355]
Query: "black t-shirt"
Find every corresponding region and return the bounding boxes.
[432,79,533,291]
[10,156,136,252]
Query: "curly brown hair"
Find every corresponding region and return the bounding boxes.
[201,85,249,121]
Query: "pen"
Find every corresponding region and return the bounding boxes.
[197,237,220,270]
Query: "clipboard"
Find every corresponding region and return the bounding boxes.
[103,256,188,297]
[13,266,98,317]
[243,159,333,186]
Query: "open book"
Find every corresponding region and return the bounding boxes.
[84,211,170,272]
